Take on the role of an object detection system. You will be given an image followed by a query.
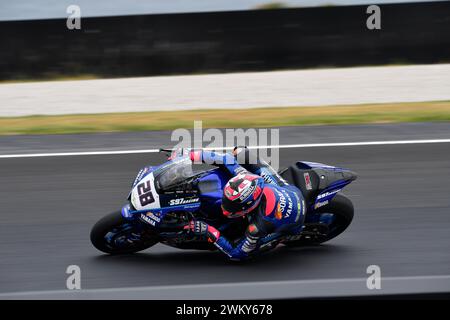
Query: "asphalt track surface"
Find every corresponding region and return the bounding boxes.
[0,123,449,296]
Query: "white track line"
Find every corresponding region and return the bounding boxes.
[1,138,450,159]
[0,149,161,159]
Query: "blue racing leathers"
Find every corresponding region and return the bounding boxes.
[190,149,306,261]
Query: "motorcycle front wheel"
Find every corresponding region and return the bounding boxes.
[90,211,158,254]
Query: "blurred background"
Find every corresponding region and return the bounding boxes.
[0,1,450,299]
[1,0,449,81]
[1,0,449,126]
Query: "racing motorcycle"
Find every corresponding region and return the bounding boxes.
[90,148,357,255]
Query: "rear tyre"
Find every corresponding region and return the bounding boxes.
[90,211,158,254]
[284,193,354,247]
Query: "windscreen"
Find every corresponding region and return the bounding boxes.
[154,157,195,190]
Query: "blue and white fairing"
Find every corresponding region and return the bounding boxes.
[121,156,205,227]
[297,161,355,210]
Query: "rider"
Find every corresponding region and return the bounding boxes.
[184,147,306,261]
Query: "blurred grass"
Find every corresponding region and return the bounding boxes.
[0,101,449,135]
[254,2,288,10]
[0,74,99,84]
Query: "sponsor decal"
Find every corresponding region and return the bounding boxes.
[239,184,255,201]
[140,213,156,226]
[146,211,161,222]
[140,211,161,226]
[139,167,148,176]
[276,189,293,218]
[133,167,150,187]
[261,171,276,185]
[317,189,341,200]
[314,200,329,209]
[169,197,199,206]
[304,172,312,190]
[260,170,288,186]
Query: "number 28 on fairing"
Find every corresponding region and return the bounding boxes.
[131,173,160,210]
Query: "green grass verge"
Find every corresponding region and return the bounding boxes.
[0,101,449,135]
[0,74,99,84]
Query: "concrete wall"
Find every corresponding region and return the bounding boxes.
[1,2,450,80]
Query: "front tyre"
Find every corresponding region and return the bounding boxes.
[285,193,354,247]
[90,211,158,254]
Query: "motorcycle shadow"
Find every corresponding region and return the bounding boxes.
[93,243,350,267]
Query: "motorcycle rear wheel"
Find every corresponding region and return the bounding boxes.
[284,193,354,247]
[90,211,158,254]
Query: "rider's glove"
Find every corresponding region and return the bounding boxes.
[232,146,247,156]
[185,220,221,243]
